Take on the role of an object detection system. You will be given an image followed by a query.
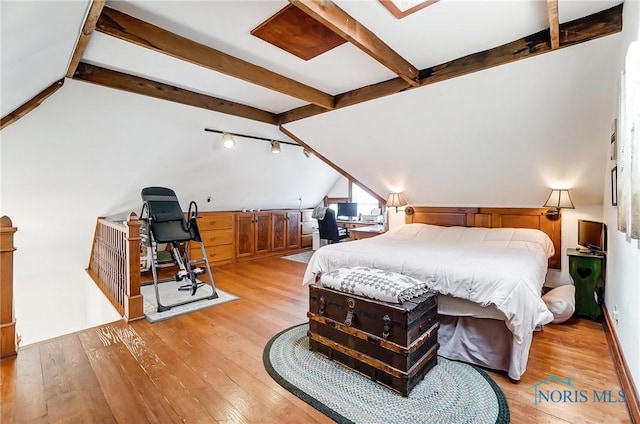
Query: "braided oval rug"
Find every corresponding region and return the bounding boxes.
[263,323,509,424]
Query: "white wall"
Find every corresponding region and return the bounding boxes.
[326,176,349,198]
[603,0,640,397]
[0,79,339,345]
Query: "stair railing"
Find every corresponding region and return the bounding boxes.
[87,212,143,322]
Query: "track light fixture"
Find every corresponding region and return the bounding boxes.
[204,128,301,154]
[303,149,312,158]
[221,132,236,149]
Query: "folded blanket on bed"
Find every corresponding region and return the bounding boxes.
[319,266,431,303]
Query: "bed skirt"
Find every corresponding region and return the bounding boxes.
[437,315,532,381]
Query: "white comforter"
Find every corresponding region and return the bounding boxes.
[303,223,555,345]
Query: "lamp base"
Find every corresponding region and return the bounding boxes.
[543,209,561,220]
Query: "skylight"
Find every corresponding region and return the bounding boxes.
[379,0,439,18]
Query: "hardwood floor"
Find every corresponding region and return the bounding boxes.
[0,256,632,423]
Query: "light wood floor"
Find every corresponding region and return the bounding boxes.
[0,256,632,423]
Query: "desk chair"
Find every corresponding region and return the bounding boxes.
[140,187,218,312]
[317,208,350,244]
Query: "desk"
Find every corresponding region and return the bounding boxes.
[350,224,386,240]
[567,248,606,322]
[337,220,380,229]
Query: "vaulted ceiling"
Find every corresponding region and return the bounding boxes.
[1,0,626,206]
[4,0,622,127]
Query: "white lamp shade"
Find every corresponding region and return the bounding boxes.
[386,192,408,208]
[543,189,575,209]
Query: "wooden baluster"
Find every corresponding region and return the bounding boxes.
[0,216,18,358]
[124,213,143,321]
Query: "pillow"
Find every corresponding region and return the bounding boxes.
[542,285,576,324]
[319,266,431,303]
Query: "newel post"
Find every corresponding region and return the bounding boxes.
[0,216,18,358]
[124,212,144,321]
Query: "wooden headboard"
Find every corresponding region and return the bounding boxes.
[405,206,562,269]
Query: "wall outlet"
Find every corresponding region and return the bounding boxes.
[613,306,619,324]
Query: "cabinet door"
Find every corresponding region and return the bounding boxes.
[286,211,301,249]
[235,213,255,258]
[272,212,287,251]
[254,212,272,254]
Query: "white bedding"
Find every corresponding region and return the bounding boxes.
[303,223,555,347]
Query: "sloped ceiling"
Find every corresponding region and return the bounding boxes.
[1,0,625,208]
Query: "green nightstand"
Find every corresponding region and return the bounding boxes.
[567,248,606,322]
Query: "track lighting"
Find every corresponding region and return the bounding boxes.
[303,149,312,158]
[204,128,302,154]
[221,132,236,149]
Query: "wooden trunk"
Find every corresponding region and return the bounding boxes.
[307,284,439,396]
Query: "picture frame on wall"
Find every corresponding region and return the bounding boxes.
[611,166,618,206]
[610,118,617,161]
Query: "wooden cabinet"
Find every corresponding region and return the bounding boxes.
[272,211,288,251]
[300,209,317,248]
[272,211,300,251]
[287,212,300,249]
[185,210,305,263]
[567,248,605,322]
[189,212,235,266]
[236,212,272,258]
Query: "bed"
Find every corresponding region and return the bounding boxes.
[302,206,561,381]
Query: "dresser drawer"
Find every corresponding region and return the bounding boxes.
[199,229,234,246]
[191,245,234,263]
[197,213,234,230]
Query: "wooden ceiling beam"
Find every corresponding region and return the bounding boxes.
[278,78,411,124]
[279,3,622,124]
[278,126,386,204]
[1,79,64,130]
[72,63,279,125]
[547,0,560,49]
[96,7,335,110]
[290,0,420,87]
[66,0,106,78]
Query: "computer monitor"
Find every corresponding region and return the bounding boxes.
[337,202,358,220]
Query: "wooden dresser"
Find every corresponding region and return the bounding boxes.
[189,212,235,266]
[188,209,306,266]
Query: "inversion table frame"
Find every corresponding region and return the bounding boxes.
[140,186,218,312]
